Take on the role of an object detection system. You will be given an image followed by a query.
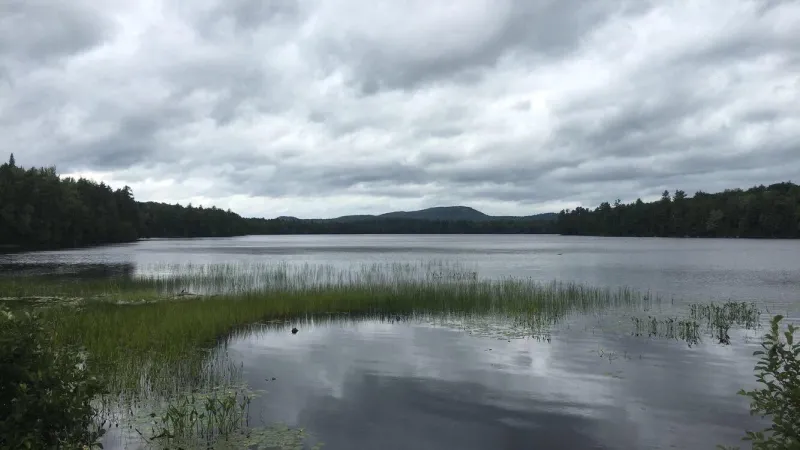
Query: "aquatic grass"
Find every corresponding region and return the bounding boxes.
[631,301,762,346]
[6,262,660,401]
[138,385,253,449]
[689,301,761,344]
[2,260,664,449]
[0,260,645,303]
[631,316,703,346]
[0,273,163,300]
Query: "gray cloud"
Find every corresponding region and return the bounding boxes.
[1,0,799,218]
[321,0,649,93]
[180,0,301,38]
[0,1,113,66]
[61,112,172,171]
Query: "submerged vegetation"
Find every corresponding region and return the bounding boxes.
[631,315,704,346]
[139,386,252,449]
[631,301,762,346]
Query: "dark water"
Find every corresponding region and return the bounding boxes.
[3,235,799,449]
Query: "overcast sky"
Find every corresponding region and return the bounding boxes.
[2,0,799,218]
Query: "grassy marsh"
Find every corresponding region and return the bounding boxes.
[1,263,660,398]
[0,261,775,449]
[3,262,665,448]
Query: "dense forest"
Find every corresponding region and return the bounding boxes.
[2,156,798,251]
[0,157,253,250]
[0,157,553,251]
[556,183,800,238]
[0,156,140,250]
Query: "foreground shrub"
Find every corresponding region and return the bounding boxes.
[729,315,800,450]
[0,309,105,449]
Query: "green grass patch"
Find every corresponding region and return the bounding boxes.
[2,263,658,401]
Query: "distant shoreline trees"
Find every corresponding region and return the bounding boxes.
[556,183,800,238]
[1,156,798,251]
[0,158,555,251]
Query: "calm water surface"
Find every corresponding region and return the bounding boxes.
[229,316,763,450]
[3,234,800,305]
[3,235,799,449]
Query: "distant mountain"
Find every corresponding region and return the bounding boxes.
[379,206,488,221]
[312,206,557,223]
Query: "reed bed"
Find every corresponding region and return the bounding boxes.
[4,260,662,448]
[2,262,769,449]
[1,262,659,401]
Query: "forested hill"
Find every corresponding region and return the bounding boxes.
[0,158,554,251]
[555,183,800,238]
[325,206,556,222]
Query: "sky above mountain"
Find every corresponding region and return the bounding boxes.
[2,0,798,219]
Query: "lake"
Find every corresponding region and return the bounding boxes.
[2,234,799,449]
[3,234,800,305]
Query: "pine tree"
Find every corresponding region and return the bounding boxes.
[8,153,15,167]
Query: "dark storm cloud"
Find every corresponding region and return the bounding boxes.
[1,0,799,218]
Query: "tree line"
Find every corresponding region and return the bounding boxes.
[0,157,555,251]
[246,217,554,235]
[0,156,141,250]
[555,182,800,238]
[3,156,798,251]
[0,157,257,250]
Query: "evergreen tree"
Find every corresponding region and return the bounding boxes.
[556,182,800,238]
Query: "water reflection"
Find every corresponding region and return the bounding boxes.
[227,316,766,450]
